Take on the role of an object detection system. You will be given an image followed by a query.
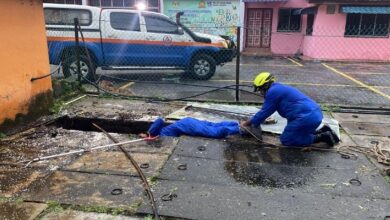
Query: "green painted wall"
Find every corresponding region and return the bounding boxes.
[163,0,239,37]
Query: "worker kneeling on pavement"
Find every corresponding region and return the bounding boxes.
[147,117,241,138]
[241,72,339,147]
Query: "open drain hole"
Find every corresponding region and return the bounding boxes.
[349,179,361,186]
[52,116,171,134]
[111,188,123,195]
[161,193,177,201]
[341,154,350,159]
[140,163,149,169]
[177,164,187,170]
[197,146,206,151]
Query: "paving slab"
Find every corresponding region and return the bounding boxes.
[63,97,183,121]
[340,122,390,137]
[332,113,390,124]
[42,210,142,220]
[0,202,47,220]
[0,167,47,196]
[159,155,390,199]
[174,136,371,169]
[65,152,168,177]
[138,179,390,220]
[21,171,144,208]
[350,135,390,151]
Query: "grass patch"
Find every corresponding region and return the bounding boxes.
[0,132,6,139]
[0,196,24,204]
[320,104,341,116]
[47,201,64,213]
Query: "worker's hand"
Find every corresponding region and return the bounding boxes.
[139,133,148,138]
[240,120,251,127]
[264,117,277,125]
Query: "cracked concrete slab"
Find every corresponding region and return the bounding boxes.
[340,122,390,136]
[349,135,390,151]
[41,210,142,220]
[21,171,144,209]
[332,113,390,124]
[65,152,168,177]
[0,202,47,220]
[138,179,390,220]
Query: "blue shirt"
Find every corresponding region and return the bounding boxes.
[250,82,321,127]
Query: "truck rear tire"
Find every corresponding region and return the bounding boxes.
[62,55,96,81]
[188,54,216,80]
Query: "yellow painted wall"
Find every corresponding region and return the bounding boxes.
[0,0,52,127]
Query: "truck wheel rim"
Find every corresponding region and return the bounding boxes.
[194,59,210,76]
[70,61,89,77]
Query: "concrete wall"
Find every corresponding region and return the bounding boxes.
[303,5,390,61]
[0,0,52,130]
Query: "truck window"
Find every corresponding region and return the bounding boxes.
[44,8,91,26]
[144,15,179,34]
[110,12,140,31]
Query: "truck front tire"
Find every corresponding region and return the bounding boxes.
[62,55,96,81]
[188,54,216,80]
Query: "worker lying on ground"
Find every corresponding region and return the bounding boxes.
[146,117,242,138]
[241,72,340,148]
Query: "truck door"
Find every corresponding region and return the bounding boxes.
[101,10,148,66]
[141,13,188,66]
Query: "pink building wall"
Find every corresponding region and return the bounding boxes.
[303,5,390,61]
[244,0,312,55]
[244,0,390,61]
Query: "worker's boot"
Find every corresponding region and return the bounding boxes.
[316,125,340,143]
[314,131,336,147]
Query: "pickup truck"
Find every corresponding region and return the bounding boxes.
[44,3,236,80]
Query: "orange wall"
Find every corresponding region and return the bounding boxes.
[0,0,52,125]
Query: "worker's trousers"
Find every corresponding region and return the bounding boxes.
[280,109,323,147]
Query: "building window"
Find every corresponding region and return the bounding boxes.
[144,14,180,34]
[88,0,159,11]
[44,8,92,26]
[110,12,140,31]
[44,0,82,4]
[345,13,390,37]
[277,8,301,32]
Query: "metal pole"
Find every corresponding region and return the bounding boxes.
[235,26,241,102]
[74,18,82,82]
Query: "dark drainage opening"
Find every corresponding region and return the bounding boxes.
[53,116,171,134]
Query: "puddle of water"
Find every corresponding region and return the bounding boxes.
[223,143,316,188]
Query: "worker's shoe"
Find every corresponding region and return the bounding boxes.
[316,125,340,143]
[315,124,332,134]
[314,131,336,147]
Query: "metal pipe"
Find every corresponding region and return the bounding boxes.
[235,26,241,102]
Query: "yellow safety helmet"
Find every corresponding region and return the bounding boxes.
[253,72,276,92]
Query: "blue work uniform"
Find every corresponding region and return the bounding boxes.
[250,82,323,147]
[160,117,240,138]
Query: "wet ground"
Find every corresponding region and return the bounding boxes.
[50,56,390,108]
[1,97,390,219]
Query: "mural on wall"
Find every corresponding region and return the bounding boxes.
[164,0,239,40]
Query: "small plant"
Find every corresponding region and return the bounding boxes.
[144,215,153,220]
[47,201,64,212]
